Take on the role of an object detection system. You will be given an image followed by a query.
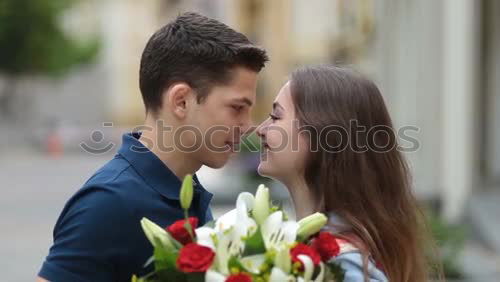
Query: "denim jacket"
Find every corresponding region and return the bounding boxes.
[323,213,389,282]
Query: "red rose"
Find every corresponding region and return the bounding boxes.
[167,217,198,245]
[290,243,321,271]
[225,273,252,282]
[176,243,215,273]
[311,232,340,262]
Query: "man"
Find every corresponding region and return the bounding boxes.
[38,12,268,282]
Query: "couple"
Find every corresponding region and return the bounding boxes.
[38,12,431,282]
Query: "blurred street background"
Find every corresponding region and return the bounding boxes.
[1,0,500,281]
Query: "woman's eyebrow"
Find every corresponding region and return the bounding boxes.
[272,102,284,111]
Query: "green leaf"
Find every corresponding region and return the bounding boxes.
[242,227,266,256]
[163,230,183,250]
[425,209,466,279]
[228,256,250,273]
[132,270,159,282]
[156,268,185,282]
[186,272,205,282]
[153,242,185,281]
[143,256,154,268]
[326,261,345,282]
[153,243,177,271]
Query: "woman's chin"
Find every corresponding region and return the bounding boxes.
[257,162,273,178]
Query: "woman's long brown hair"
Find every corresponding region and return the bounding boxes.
[290,65,441,282]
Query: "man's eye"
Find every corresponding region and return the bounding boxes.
[232,105,244,112]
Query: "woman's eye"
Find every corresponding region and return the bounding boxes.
[269,113,279,121]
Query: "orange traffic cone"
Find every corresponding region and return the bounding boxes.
[46,132,63,158]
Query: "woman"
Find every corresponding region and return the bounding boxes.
[257,65,440,281]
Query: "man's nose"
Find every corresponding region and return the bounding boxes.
[240,123,255,137]
[255,119,269,138]
[240,115,256,136]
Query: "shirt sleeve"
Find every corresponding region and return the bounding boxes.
[38,186,131,282]
[204,207,214,223]
[331,252,389,282]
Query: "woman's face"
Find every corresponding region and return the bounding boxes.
[257,82,309,182]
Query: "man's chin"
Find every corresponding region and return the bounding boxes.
[202,153,231,169]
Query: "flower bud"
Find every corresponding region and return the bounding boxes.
[180,174,194,210]
[252,184,270,225]
[297,212,327,241]
[140,217,174,249]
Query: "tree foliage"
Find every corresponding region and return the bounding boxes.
[0,0,100,76]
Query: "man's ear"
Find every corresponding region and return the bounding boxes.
[163,83,194,120]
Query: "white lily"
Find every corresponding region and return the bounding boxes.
[197,192,256,251]
[215,192,257,253]
[140,218,174,249]
[202,192,258,275]
[261,211,299,251]
[214,228,241,275]
[214,208,237,232]
[239,254,266,274]
[270,267,296,282]
[234,192,257,237]
[195,226,216,250]
[296,256,326,282]
[193,224,242,275]
[205,269,227,282]
[214,192,255,234]
[274,247,292,273]
[236,191,255,212]
[297,255,314,282]
[314,262,326,282]
[252,184,270,225]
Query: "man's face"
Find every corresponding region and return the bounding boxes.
[186,67,258,168]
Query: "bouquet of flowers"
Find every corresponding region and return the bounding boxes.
[133,175,346,282]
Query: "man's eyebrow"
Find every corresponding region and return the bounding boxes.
[233,97,253,107]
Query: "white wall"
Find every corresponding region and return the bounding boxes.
[441,0,480,222]
[370,0,481,222]
[372,0,444,199]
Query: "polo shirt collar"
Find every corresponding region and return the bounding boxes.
[118,132,212,201]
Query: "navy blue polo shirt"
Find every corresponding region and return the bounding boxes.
[39,132,213,282]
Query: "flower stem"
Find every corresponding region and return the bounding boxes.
[184,210,195,242]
